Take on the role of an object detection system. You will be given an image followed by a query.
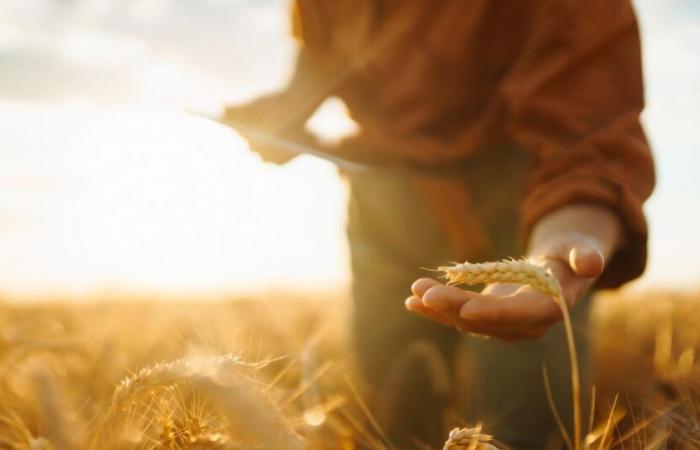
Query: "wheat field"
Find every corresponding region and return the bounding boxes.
[0,284,698,449]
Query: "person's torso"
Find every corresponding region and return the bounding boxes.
[295,0,533,145]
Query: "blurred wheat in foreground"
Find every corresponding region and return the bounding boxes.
[0,285,699,450]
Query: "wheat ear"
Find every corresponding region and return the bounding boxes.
[194,375,305,450]
[91,353,268,449]
[438,258,581,450]
[443,425,510,450]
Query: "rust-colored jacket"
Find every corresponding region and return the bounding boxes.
[284,0,655,287]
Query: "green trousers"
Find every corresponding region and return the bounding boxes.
[346,145,590,449]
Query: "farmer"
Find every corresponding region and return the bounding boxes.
[224,1,655,448]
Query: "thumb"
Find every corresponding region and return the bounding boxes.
[568,242,605,278]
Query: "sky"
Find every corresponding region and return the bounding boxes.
[0,0,698,299]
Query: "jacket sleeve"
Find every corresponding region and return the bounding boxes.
[503,0,655,288]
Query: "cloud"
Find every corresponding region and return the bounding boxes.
[0,0,293,105]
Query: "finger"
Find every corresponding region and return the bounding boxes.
[569,243,604,278]
[411,278,442,297]
[422,285,482,309]
[543,236,603,277]
[458,289,561,329]
[404,295,422,310]
[405,296,457,327]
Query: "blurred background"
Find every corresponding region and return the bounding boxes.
[0,0,698,300]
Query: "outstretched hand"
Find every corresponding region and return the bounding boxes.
[405,233,606,341]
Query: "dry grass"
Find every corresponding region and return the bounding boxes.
[0,285,698,449]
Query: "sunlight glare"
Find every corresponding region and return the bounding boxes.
[0,100,351,299]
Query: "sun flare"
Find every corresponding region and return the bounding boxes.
[0,100,352,298]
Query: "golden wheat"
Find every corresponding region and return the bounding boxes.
[0,291,697,449]
[94,352,300,449]
[438,258,562,297]
[438,258,581,450]
[109,353,248,412]
[194,374,305,450]
[443,426,509,450]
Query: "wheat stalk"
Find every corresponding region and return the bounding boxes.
[438,258,581,450]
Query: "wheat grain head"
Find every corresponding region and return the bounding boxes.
[443,426,510,450]
[438,258,562,300]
